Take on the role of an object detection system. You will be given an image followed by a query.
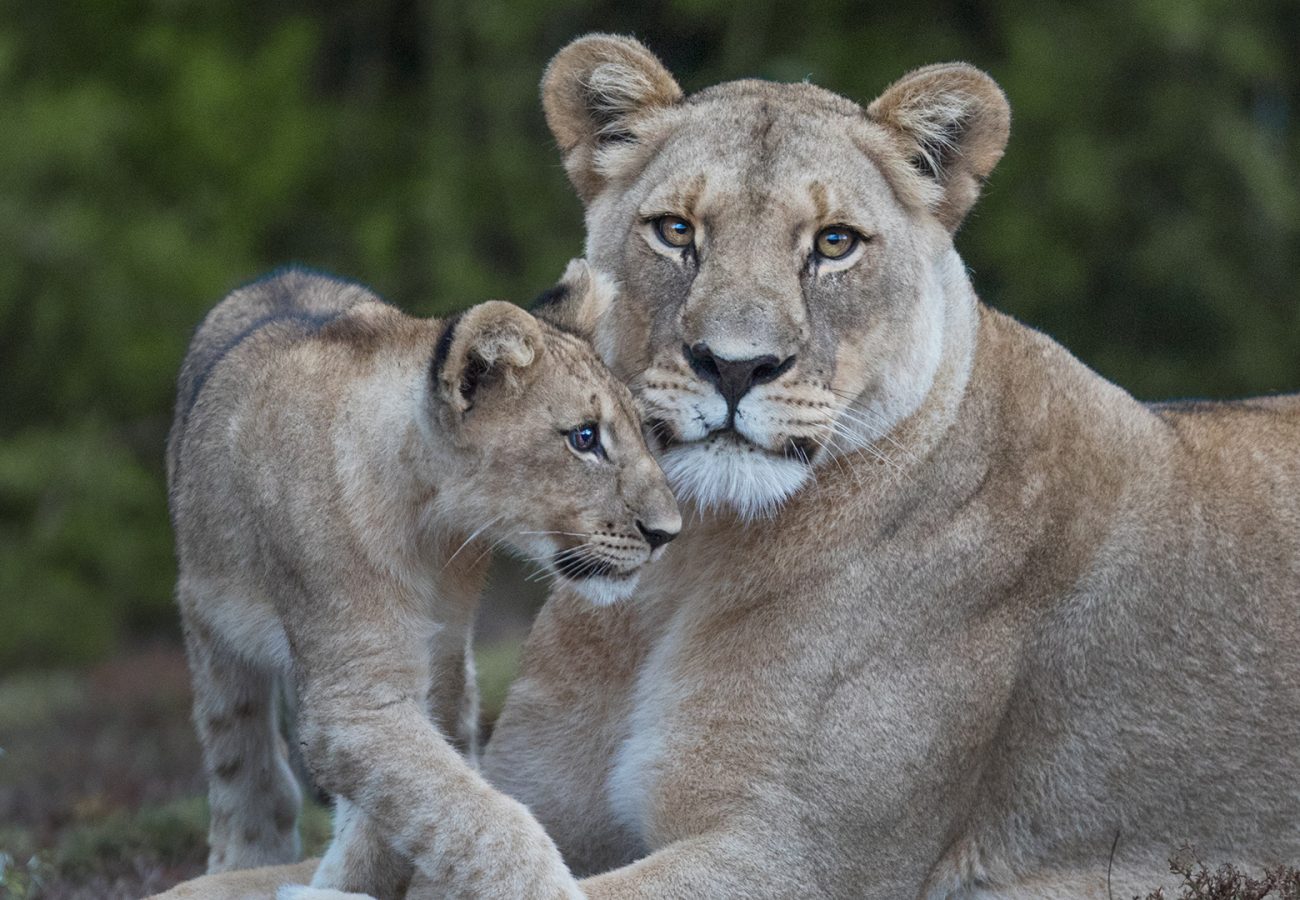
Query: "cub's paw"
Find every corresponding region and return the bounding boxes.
[276,886,375,900]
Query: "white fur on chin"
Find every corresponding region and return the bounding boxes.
[569,570,642,606]
[659,439,809,521]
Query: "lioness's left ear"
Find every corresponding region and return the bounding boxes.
[431,301,543,414]
[529,258,617,340]
[867,63,1010,232]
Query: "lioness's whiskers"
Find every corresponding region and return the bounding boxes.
[824,405,907,463]
[826,388,921,464]
[829,422,914,483]
[810,432,863,491]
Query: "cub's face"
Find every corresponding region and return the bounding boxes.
[543,37,1010,518]
[430,269,680,606]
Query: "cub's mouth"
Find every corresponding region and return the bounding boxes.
[550,546,644,606]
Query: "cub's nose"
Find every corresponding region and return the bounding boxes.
[636,520,678,550]
[685,342,794,411]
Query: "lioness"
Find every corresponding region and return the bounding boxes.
[166,259,679,899]
[156,34,1300,900]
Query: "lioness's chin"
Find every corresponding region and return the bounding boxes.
[566,570,642,606]
[659,438,810,521]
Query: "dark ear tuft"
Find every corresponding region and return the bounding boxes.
[458,352,492,405]
[530,259,617,341]
[867,63,1010,232]
[907,152,939,180]
[430,312,462,388]
[528,282,569,312]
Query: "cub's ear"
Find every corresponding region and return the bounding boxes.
[867,63,1010,232]
[529,258,617,341]
[541,33,683,201]
[431,301,542,414]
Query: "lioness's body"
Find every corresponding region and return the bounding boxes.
[485,39,1300,898]
[486,305,1300,898]
[157,35,1299,900]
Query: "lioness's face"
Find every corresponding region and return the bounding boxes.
[431,283,680,606]
[543,37,1009,518]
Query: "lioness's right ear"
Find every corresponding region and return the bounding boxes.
[529,258,617,341]
[431,301,543,414]
[542,33,683,202]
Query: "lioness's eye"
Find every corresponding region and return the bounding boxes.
[654,216,695,249]
[567,422,605,458]
[814,226,859,261]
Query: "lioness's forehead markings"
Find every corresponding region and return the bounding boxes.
[809,181,830,222]
[808,181,860,233]
[688,79,862,120]
[680,172,707,219]
[639,172,708,219]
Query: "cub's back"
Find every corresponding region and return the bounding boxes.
[166,269,402,483]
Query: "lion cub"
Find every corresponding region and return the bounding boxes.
[166,260,679,898]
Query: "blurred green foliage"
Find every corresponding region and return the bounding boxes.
[1,0,1297,672]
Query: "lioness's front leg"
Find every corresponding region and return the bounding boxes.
[576,831,817,899]
[293,620,581,900]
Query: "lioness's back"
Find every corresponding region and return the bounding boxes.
[1149,394,1300,501]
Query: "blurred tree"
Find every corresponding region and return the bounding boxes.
[0,0,1296,670]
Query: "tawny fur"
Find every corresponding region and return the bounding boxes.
[155,34,1299,900]
[163,259,678,900]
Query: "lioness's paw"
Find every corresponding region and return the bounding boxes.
[276,886,374,900]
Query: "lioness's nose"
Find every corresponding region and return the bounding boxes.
[636,520,678,550]
[685,342,794,411]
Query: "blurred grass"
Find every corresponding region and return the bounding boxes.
[1,0,1298,675]
[477,639,526,726]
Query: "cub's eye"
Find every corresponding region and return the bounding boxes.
[814,226,859,261]
[654,216,695,249]
[567,422,603,457]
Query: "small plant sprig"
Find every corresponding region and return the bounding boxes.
[1137,848,1300,900]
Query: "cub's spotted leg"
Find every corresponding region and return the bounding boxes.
[184,617,302,872]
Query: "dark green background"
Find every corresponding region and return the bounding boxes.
[3,0,1298,671]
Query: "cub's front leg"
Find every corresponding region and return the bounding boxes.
[293,615,581,900]
[309,621,480,900]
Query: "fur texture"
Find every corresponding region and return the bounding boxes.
[153,34,1300,900]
